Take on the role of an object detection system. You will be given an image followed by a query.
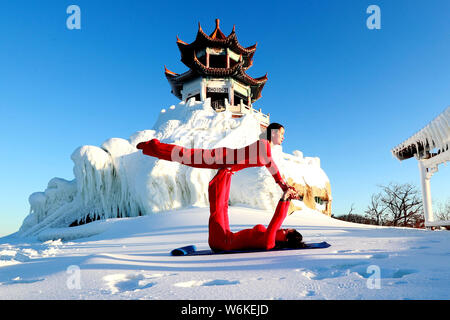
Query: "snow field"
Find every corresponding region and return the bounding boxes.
[1,206,449,300]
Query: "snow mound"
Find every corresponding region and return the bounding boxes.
[18,98,330,238]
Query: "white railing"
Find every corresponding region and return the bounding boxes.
[226,100,270,126]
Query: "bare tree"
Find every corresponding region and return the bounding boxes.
[335,203,379,225]
[348,203,355,215]
[435,197,450,221]
[379,183,423,227]
[364,192,387,225]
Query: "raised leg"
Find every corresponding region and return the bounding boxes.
[137,139,231,169]
[207,168,234,251]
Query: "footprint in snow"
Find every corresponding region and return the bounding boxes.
[300,261,370,280]
[299,290,316,297]
[295,269,317,280]
[103,273,171,294]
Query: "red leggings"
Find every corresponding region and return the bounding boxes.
[137,139,290,251]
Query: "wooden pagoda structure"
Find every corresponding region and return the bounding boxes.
[164,19,270,127]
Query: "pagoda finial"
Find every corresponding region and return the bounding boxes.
[215,19,220,29]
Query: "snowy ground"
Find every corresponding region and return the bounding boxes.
[1,206,449,300]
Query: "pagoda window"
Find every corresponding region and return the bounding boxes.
[232,79,249,97]
[228,49,241,68]
[229,57,238,68]
[233,91,247,106]
[208,47,227,68]
[196,49,206,65]
[209,54,227,68]
[207,90,228,111]
[228,49,240,60]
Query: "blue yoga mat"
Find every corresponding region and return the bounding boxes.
[171,242,331,256]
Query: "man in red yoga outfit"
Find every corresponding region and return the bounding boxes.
[137,123,305,252]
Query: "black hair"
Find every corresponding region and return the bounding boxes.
[275,229,306,249]
[266,123,284,141]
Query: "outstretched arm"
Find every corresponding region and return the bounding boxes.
[260,140,294,192]
[227,189,297,251]
[262,188,299,249]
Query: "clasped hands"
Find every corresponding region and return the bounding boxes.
[282,185,300,201]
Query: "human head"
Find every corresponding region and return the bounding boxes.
[275,229,305,249]
[266,123,285,145]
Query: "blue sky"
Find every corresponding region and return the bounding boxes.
[0,0,449,236]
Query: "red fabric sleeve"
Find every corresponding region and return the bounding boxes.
[262,199,290,249]
[259,140,288,191]
[225,199,290,251]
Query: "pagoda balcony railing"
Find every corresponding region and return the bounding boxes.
[185,97,270,127]
[211,99,226,111]
[225,99,270,126]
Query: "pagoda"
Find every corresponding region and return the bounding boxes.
[165,19,270,127]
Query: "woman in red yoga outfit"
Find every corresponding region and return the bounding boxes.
[136,123,305,252]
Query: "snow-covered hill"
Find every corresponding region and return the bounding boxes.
[1,205,449,300]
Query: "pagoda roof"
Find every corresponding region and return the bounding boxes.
[165,60,268,102]
[165,20,267,102]
[176,19,257,70]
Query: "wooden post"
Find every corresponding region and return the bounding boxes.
[200,79,206,101]
[228,81,234,106]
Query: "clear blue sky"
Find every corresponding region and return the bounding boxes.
[0,0,449,237]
